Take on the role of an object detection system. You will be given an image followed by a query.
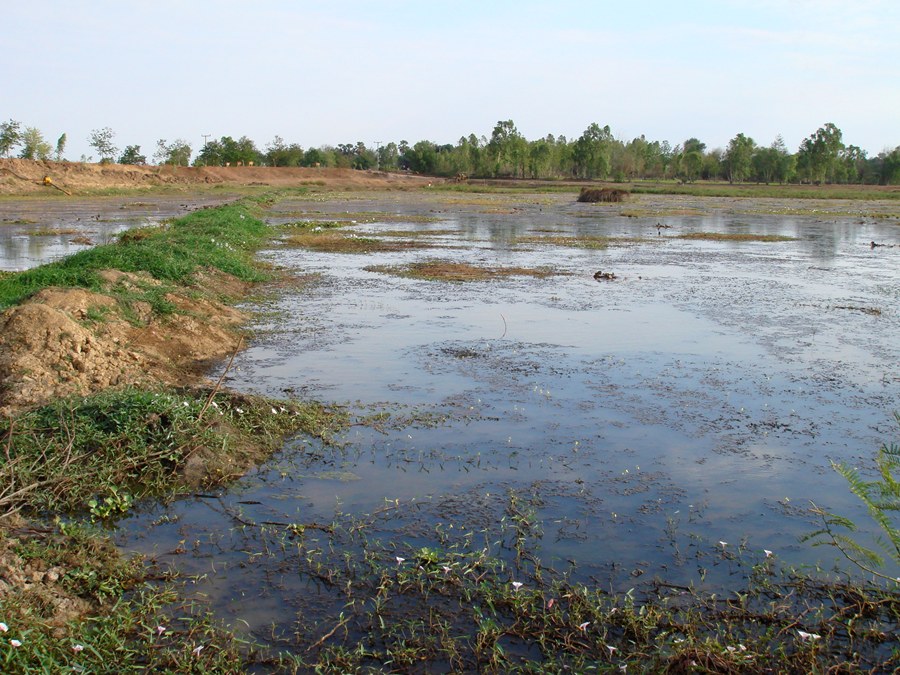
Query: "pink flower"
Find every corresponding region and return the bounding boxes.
[0,622,7,633]
[156,625,167,636]
[10,639,22,647]
[72,644,84,652]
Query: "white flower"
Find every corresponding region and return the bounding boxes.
[192,645,204,656]
[395,557,405,565]
[72,644,84,652]
[271,407,278,414]
[236,408,244,414]
[606,644,617,654]
[718,541,728,547]
[10,639,22,647]
[511,581,523,591]
[764,550,773,558]
[156,625,166,636]
[442,566,451,574]
[578,621,590,631]
[797,630,821,641]
[0,622,7,633]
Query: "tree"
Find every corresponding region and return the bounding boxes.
[722,133,756,183]
[119,145,147,165]
[18,127,52,160]
[154,139,192,166]
[89,127,119,164]
[796,122,844,183]
[679,151,703,182]
[55,133,67,161]
[487,120,527,177]
[572,123,614,179]
[0,119,22,157]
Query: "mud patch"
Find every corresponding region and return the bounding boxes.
[366,260,563,282]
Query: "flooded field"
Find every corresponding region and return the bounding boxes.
[0,193,233,270]
[4,189,898,660]
[98,190,897,649]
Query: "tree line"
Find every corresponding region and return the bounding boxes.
[2,118,899,185]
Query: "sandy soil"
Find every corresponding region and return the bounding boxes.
[0,269,250,415]
[0,158,435,195]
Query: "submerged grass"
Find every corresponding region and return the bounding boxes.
[676,232,796,242]
[366,260,563,282]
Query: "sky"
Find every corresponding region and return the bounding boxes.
[4,1,899,162]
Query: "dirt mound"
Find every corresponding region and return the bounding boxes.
[0,271,248,415]
[0,158,434,195]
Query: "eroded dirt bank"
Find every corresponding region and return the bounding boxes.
[0,270,248,415]
[0,157,433,195]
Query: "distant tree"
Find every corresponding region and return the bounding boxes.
[679,150,703,182]
[351,141,377,170]
[572,123,614,179]
[18,127,52,160]
[702,148,722,181]
[119,145,147,165]
[487,120,527,177]
[301,147,327,167]
[55,133,67,161]
[154,138,192,166]
[264,135,304,167]
[377,142,399,171]
[0,119,22,157]
[875,146,900,185]
[796,122,844,183]
[722,133,756,183]
[682,138,707,155]
[89,127,119,163]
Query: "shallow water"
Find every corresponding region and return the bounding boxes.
[0,194,233,270]
[107,191,898,639]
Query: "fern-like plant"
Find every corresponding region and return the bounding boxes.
[805,412,900,582]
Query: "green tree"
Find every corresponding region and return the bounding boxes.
[1,119,23,157]
[679,150,703,182]
[722,133,756,183]
[19,127,53,160]
[89,127,119,163]
[875,146,900,185]
[377,142,399,171]
[55,133,67,161]
[154,139,192,166]
[797,122,844,183]
[487,120,526,177]
[572,123,613,179]
[119,145,147,165]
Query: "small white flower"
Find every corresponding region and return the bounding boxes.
[511,581,523,591]
[10,639,22,647]
[606,644,617,654]
[718,541,728,547]
[797,630,821,641]
[726,646,736,653]
[395,557,405,565]
[280,406,287,413]
[0,622,7,633]
[764,550,773,558]
[182,401,189,407]
[236,407,244,414]
[271,407,278,414]
[442,566,451,574]
[72,644,84,652]
[578,621,590,631]
[192,645,204,656]
[156,625,166,636]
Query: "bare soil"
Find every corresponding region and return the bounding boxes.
[0,158,434,196]
[0,269,249,415]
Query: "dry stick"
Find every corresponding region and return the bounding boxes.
[197,336,244,422]
[307,614,352,652]
[499,313,508,339]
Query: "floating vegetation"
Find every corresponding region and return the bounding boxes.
[366,260,563,282]
[514,234,638,249]
[676,232,796,242]
[284,231,432,253]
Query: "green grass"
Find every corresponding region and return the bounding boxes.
[0,202,271,311]
[0,387,347,519]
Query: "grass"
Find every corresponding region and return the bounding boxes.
[366,260,563,281]
[514,234,620,249]
[0,202,273,311]
[0,387,347,519]
[675,232,796,242]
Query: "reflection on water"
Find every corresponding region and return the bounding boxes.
[0,194,233,270]
[88,192,900,639]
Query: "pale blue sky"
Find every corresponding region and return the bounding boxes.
[4,1,898,161]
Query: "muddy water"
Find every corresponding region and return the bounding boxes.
[0,194,234,270]
[109,191,897,641]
